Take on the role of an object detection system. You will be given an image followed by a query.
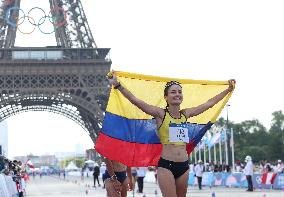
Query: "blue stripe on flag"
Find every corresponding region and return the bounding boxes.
[102,112,212,144]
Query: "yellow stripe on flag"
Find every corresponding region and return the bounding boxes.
[106,71,232,124]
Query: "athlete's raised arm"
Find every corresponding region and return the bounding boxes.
[182,79,235,118]
[107,71,164,119]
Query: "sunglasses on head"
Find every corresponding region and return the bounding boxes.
[165,81,180,88]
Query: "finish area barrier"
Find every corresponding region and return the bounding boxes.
[188,172,284,190]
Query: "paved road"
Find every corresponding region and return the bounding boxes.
[25,175,282,197]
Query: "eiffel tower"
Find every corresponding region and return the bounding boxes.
[0,0,111,143]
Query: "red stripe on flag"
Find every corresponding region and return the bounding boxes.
[186,141,196,154]
[261,172,277,184]
[95,132,162,166]
[261,173,267,184]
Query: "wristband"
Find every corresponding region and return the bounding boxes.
[110,174,117,180]
[114,83,121,89]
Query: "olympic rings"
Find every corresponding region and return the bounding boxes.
[38,16,56,35]
[27,7,47,26]
[5,6,25,27]
[16,16,36,34]
[3,5,68,34]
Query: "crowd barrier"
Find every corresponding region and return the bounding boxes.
[188,172,284,190]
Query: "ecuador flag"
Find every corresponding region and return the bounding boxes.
[95,71,233,166]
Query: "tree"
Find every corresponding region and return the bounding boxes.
[59,157,85,168]
[203,110,284,164]
[220,118,268,162]
[268,110,284,160]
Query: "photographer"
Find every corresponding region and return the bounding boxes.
[0,156,18,196]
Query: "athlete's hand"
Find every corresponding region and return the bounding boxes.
[106,70,119,87]
[111,179,122,194]
[228,79,236,92]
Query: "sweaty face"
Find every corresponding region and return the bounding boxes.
[165,84,183,106]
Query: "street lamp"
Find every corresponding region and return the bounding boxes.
[224,104,230,166]
[226,104,230,128]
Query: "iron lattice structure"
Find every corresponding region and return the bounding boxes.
[0,0,111,143]
[0,0,96,48]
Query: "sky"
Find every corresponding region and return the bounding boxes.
[3,0,284,158]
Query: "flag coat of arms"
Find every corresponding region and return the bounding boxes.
[95,71,233,166]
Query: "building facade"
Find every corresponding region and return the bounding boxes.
[0,121,8,157]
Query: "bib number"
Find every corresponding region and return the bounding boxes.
[169,123,189,143]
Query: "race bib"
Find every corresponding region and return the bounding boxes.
[169,123,189,143]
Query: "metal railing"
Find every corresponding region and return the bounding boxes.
[0,47,111,61]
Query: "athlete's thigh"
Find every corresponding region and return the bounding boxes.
[175,169,189,197]
[158,167,177,197]
[121,178,129,197]
[105,179,121,197]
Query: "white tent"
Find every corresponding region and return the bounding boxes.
[85,160,95,164]
[85,160,98,167]
[65,161,79,171]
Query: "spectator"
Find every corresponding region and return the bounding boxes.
[225,165,231,173]
[189,162,195,173]
[154,166,158,184]
[81,169,84,180]
[194,160,204,190]
[275,160,283,174]
[244,155,253,192]
[208,162,214,172]
[235,160,241,172]
[214,161,222,172]
[0,157,27,196]
[93,164,101,187]
[100,162,107,188]
[136,167,147,193]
